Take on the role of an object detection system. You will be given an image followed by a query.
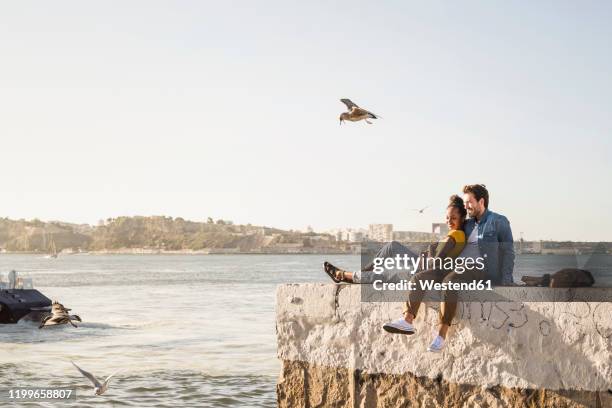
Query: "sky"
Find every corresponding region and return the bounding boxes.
[1,1,611,241]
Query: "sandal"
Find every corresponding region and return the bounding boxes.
[323,262,343,283]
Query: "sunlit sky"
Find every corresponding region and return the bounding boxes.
[1,1,611,240]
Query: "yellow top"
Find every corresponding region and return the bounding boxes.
[446,229,466,258]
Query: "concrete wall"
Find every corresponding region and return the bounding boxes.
[276,283,612,407]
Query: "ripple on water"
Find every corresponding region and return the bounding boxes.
[0,367,276,407]
[0,320,124,345]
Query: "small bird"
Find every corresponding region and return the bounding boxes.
[339,99,379,125]
[39,301,82,329]
[412,206,429,214]
[71,361,119,396]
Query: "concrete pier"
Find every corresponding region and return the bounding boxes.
[276,283,612,407]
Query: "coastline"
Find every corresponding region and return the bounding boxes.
[2,248,609,256]
[0,249,354,255]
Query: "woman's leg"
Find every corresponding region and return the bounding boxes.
[363,241,418,271]
[437,306,454,339]
[403,269,444,323]
[325,241,418,283]
[438,269,487,338]
[323,262,353,282]
[425,269,476,352]
[383,268,444,335]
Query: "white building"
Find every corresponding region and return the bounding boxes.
[348,231,364,242]
[432,223,449,238]
[368,224,393,242]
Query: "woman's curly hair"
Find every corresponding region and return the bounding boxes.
[448,194,467,219]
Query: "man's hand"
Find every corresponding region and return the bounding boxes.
[428,242,439,256]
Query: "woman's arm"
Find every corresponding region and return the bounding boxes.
[417,237,457,272]
[432,236,457,259]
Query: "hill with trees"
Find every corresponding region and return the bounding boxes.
[0,216,344,253]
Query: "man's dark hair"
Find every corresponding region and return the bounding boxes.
[463,184,489,208]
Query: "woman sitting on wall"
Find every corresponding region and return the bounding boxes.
[323,195,469,352]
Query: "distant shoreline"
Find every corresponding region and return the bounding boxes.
[0,250,355,256]
[1,250,609,256]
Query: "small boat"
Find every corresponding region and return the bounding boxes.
[0,270,52,324]
[44,237,58,259]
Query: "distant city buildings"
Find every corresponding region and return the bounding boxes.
[368,224,393,242]
[327,228,367,242]
[432,223,449,238]
[517,240,542,254]
[348,231,364,242]
[393,230,436,242]
[330,223,446,243]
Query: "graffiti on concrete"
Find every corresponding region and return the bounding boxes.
[420,300,611,341]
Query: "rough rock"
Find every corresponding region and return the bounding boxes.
[276,284,612,407]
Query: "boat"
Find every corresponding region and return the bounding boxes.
[44,236,59,259]
[0,270,52,324]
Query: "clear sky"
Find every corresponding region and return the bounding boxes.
[1,1,611,241]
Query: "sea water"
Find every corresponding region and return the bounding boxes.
[0,253,609,407]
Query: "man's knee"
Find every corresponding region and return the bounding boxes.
[377,240,402,259]
[389,240,403,249]
[382,240,402,253]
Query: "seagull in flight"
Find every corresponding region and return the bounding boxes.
[339,99,379,125]
[412,206,429,214]
[71,361,119,396]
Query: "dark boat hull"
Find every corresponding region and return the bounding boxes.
[0,290,52,324]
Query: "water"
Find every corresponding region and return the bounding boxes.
[514,253,612,285]
[0,253,610,407]
[0,254,360,407]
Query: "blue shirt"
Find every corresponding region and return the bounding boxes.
[463,209,515,285]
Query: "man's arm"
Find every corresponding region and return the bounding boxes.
[498,216,515,284]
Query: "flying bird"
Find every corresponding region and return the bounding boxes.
[39,301,82,329]
[339,99,379,125]
[411,206,429,214]
[71,361,119,396]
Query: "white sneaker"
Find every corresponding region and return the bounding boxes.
[382,318,416,335]
[427,335,445,352]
